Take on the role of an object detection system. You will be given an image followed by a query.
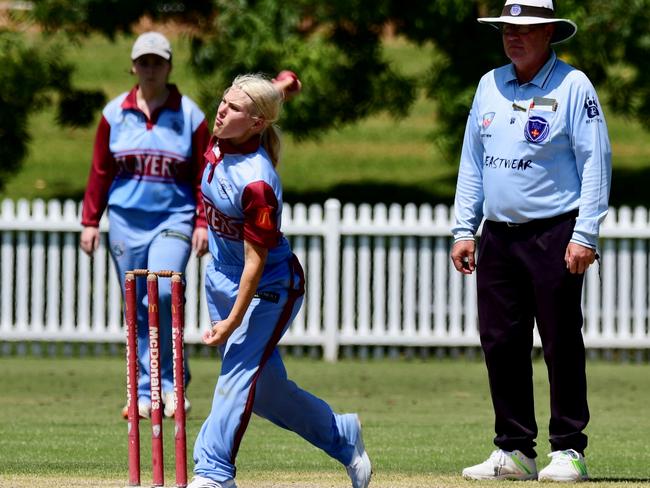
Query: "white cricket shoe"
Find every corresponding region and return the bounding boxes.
[138,400,152,419]
[163,391,191,418]
[345,414,372,488]
[186,475,237,488]
[121,399,151,420]
[538,449,588,482]
[462,449,538,480]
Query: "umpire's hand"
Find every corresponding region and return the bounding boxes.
[565,242,596,274]
[451,240,476,275]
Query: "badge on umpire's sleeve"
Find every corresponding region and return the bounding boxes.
[584,96,600,118]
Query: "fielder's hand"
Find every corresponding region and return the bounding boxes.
[80,226,100,256]
[192,227,209,257]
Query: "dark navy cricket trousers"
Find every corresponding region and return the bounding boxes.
[476,211,589,458]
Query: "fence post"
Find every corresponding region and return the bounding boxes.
[323,199,341,361]
[1,200,15,337]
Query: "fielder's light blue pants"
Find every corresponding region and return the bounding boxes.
[109,208,193,399]
[193,257,356,481]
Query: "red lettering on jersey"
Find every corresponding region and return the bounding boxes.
[148,155,161,176]
[203,197,243,240]
[115,153,190,181]
[161,157,173,177]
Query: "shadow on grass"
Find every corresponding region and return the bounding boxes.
[609,167,650,208]
[45,167,645,209]
[284,177,458,206]
[283,166,650,208]
[589,478,650,483]
[35,187,85,203]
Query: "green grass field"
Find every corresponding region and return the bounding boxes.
[1,355,649,487]
[2,33,649,206]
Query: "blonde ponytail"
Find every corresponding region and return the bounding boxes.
[260,124,282,167]
[233,74,283,167]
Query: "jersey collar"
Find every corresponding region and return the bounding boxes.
[506,51,557,89]
[204,135,262,164]
[121,84,182,128]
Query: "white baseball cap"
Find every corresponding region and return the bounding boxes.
[478,0,577,44]
[131,32,172,61]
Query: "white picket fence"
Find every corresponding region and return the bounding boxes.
[1,198,650,361]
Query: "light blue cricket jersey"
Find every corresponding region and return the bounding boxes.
[201,137,293,278]
[452,52,612,248]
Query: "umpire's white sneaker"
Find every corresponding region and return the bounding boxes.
[186,475,237,488]
[462,449,537,480]
[538,449,588,482]
[345,414,372,488]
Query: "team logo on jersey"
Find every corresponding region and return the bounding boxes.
[510,4,522,16]
[524,116,549,143]
[255,207,275,231]
[170,118,184,134]
[217,178,232,199]
[482,112,495,129]
[584,96,600,118]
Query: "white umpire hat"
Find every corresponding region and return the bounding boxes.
[131,32,172,61]
[478,0,577,44]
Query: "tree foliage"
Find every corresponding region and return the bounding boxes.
[189,0,416,138]
[393,0,650,157]
[187,0,650,157]
[30,0,212,38]
[3,0,650,190]
[0,31,104,190]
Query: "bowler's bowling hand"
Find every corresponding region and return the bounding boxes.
[272,70,302,100]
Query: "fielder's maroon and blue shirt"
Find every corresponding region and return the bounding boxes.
[82,84,210,229]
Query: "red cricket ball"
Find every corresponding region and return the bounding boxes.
[276,70,300,93]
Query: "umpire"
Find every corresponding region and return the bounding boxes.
[450,0,611,482]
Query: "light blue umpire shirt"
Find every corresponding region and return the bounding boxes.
[452,51,612,249]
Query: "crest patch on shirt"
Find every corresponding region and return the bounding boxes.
[524,116,550,143]
[217,178,232,199]
[482,112,495,129]
[255,207,274,230]
[584,96,600,118]
[171,118,184,134]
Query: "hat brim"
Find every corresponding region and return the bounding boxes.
[131,48,172,61]
[477,17,577,44]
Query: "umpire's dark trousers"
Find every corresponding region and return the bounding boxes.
[476,211,589,459]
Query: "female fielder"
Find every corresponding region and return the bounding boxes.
[80,31,210,419]
[188,74,372,488]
